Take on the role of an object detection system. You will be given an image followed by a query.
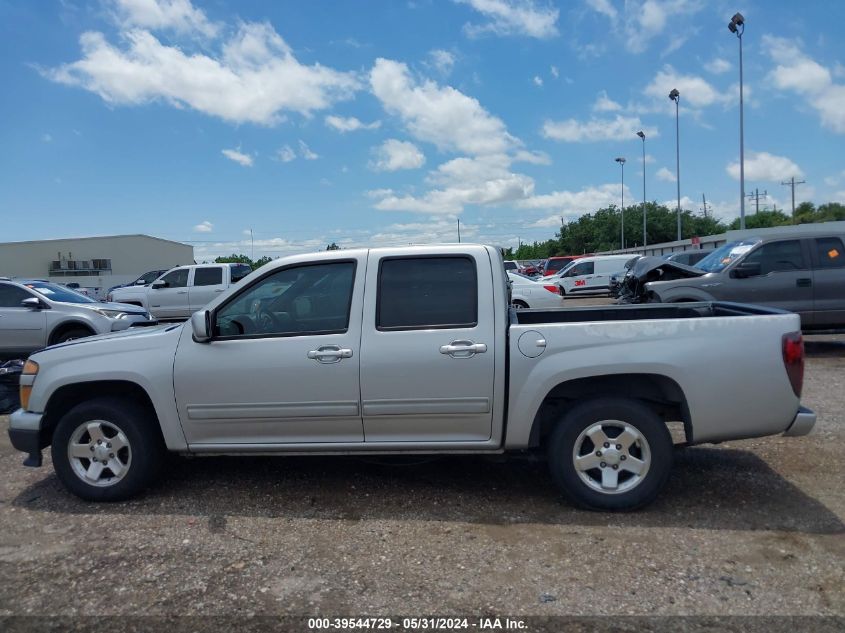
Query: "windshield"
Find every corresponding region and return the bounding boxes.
[25,282,96,304]
[695,239,760,273]
[137,270,163,284]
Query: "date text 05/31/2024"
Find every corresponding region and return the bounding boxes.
[307,617,528,630]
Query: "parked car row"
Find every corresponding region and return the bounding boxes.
[617,232,845,330]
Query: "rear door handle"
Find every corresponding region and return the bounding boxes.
[796,278,812,287]
[177,291,187,294]
[439,340,487,358]
[307,345,353,363]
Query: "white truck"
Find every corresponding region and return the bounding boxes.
[108,263,252,320]
[9,244,815,510]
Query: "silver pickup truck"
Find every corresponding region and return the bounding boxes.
[8,244,815,511]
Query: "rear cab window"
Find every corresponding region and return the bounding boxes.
[814,237,845,268]
[377,256,477,330]
[193,267,223,286]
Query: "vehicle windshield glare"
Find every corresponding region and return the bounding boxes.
[25,282,96,304]
[695,239,760,273]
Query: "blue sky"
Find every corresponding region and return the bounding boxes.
[2,0,844,260]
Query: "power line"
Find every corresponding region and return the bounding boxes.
[746,188,767,214]
[780,177,806,218]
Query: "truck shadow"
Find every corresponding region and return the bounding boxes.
[804,340,845,357]
[12,446,844,535]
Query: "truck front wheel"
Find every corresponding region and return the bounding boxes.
[547,398,672,511]
[51,397,164,501]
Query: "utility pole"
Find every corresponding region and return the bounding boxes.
[746,188,767,214]
[250,228,254,261]
[457,219,461,243]
[701,193,711,219]
[780,176,806,218]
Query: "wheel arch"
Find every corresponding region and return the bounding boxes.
[527,373,692,448]
[48,321,96,346]
[39,380,164,450]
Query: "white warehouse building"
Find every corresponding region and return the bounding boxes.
[0,234,194,299]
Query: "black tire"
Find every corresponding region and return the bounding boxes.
[51,397,165,501]
[53,327,94,344]
[547,398,672,511]
[511,300,529,310]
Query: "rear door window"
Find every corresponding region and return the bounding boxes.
[377,257,477,330]
[193,267,223,286]
[814,237,845,269]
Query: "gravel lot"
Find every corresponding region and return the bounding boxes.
[0,312,842,627]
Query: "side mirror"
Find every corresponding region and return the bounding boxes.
[732,261,761,278]
[135,279,146,285]
[21,297,44,310]
[151,280,166,289]
[191,310,212,343]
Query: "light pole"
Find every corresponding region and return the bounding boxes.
[669,88,681,241]
[615,157,626,250]
[636,130,647,249]
[729,12,746,230]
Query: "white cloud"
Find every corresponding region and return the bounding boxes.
[298,140,318,160]
[542,115,658,143]
[726,151,804,182]
[517,183,631,213]
[704,57,731,74]
[640,153,655,164]
[193,220,213,232]
[41,133,53,143]
[111,0,219,38]
[655,166,676,182]
[221,148,253,166]
[370,57,518,156]
[764,35,845,134]
[834,191,845,203]
[370,139,426,171]
[514,149,551,165]
[824,170,845,187]
[593,90,622,112]
[369,154,534,214]
[528,215,565,228]
[44,21,360,125]
[550,65,559,79]
[624,0,702,54]
[533,75,543,87]
[585,0,618,21]
[324,115,381,132]
[275,145,296,162]
[428,49,456,76]
[644,64,733,109]
[456,0,559,39]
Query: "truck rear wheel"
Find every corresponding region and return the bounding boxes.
[547,398,672,511]
[51,397,164,501]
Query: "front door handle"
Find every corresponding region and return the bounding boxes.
[307,345,353,363]
[796,278,812,288]
[439,340,488,358]
[177,290,187,294]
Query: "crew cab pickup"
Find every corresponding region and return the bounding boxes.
[108,263,252,320]
[8,245,816,510]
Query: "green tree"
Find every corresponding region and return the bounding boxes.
[326,242,341,251]
[252,256,273,269]
[728,209,792,230]
[214,254,252,265]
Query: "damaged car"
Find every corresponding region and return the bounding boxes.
[618,234,845,330]
[615,255,704,304]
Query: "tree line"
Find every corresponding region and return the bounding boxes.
[508,201,845,260]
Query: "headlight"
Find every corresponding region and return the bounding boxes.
[93,309,128,319]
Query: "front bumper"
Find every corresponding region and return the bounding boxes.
[783,406,816,437]
[8,409,45,467]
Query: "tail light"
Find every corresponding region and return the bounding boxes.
[782,332,804,397]
[543,285,559,294]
